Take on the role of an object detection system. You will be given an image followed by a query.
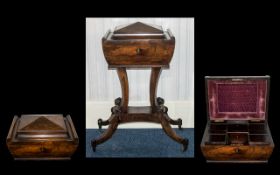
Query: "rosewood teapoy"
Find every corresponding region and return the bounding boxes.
[91,22,188,151]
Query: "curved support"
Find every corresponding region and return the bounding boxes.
[165,115,183,130]
[98,119,109,130]
[91,114,119,152]
[92,66,187,152]
[117,68,129,113]
[160,113,188,151]
[150,67,162,108]
[97,113,118,130]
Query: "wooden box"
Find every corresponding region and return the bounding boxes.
[102,22,175,68]
[7,114,79,160]
[91,22,188,152]
[201,76,274,163]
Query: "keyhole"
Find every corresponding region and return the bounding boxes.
[235,148,240,153]
[40,147,46,152]
[136,48,141,55]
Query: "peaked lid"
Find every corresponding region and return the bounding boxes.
[112,22,165,39]
[19,116,65,131]
[18,115,66,132]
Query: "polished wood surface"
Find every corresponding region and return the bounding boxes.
[112,22,164,39]
[117,67,129,113]
[92,67,188,151]
[92,22,188,152]
[102,22,175,68]
[201,142,274,162]
[102,40,175,68]
[150,67,162,108]
[114,22,163,35]
[201,121,274,162]
[7,114,79,160]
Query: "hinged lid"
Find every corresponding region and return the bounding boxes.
[112,22,165,39]
[206,76,270,121]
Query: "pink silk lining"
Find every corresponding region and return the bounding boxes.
[207,79,267,120]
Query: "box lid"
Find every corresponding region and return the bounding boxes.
[15,114,70,139]
[206,76,269,121]
[111,22,165,39]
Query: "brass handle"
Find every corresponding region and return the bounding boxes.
[136,48,141,55]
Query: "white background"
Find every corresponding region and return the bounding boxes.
[86,18,194,129]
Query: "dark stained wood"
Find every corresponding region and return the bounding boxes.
[201,144,274,162]
[164,114,183,129]
[103,40,175,68]
[19,116,65,131]
[7,114,79,160]
[150,67,162,108]
[92,107,187,150]
[117,67,129,113]
[91,114,119,152]
[120,114,161,124]
[161,113,188,151]
[114,22,163,35]
[92,22,187,152]
[112,22,164,39]
[102,22,175,68]
[201,122,274,162]
[201,76,274,163]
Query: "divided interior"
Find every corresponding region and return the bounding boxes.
[205,121,270,145]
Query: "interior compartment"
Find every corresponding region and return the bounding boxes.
[206,134,226,145]
[249,123,267,134]
[206,121,270,146]
[228,124,248,132]
[228,133,249,145]
[209,124,227,134]
[249,134,270,145]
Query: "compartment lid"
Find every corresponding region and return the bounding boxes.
[112,22,165,39]
[206,76,269,121]
[16,114,68,139]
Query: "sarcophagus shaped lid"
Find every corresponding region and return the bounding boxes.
[112,22,165,39]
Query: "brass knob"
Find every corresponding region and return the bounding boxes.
[136,48,141,55]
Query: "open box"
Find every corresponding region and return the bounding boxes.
[201,76,274,163]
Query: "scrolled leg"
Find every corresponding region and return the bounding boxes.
[160,113,188,151]
[91,114,119,152]
[97,119,109,130]
[164,115,183,130]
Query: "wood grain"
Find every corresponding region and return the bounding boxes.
[201,122,274,162]
[117,68,129,113]
[102,32,175,68]
[7,115,78,160]
[150,67,162,108]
